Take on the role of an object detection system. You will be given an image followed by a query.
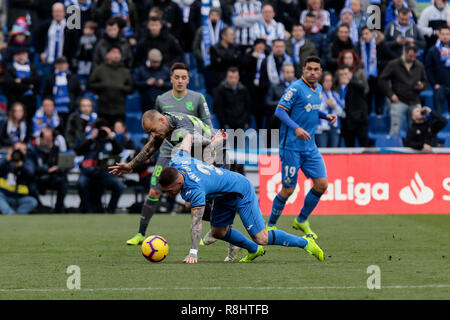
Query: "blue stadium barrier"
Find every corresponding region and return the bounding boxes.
[375,134,403,147]
[369,114,390,134]
[126,112,144,134]
[126,92,142,113]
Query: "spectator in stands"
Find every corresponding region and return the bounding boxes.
[64,0,96,27]
[65,97,97,149]
[299,0,330,34]
[269,0,301,33]
[337,49,368,96]
[385,0,415,27]
[32,97,67,151]
[4,17,32,64]
[335,8,360,45]
[285,24,318,78]
[231,0,263,50]
[75,119,125,213]
[338,65,370,147]
[0,102,31,147]
[326,24,357,74]
[384,7,425,58]
[93,17,134,70]
[404,106,448,151]
[303,11,328,65]
[98,0,139,46]
[251,3,286,48]
[239,38,268,129]
[151,0,183,41]
[418,0,450,51]
[175,0,202,52]
[73,21,98,90]
[360,26,396,115]
[379,44,428,136]
[43,56,82,123]
[259,38,293,93]
[132,48,171,112]
[209,26,240,91]
[113,120,136,150]
[88,46,134,127]
[315,71,345,148]
[349,0,367,29]
[426,26,450,115]
[265,63,296,135]
[4,48,40,123]
[213,67,252,130]
[31,126,68,213]
[7,0,39,32]
[192,7,226,71]
[134,17,184,68]
[35,2,78,88]
[0,141,37,214]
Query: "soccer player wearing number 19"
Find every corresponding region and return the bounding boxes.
[266,56,337,238]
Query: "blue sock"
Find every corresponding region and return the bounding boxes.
[224,227,259,253]
[297,188,323,223]
[268,229,307,248]
[268,194,287,226]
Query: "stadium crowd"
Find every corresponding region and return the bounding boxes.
[0,0,448,214]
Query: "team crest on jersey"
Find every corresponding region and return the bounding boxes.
[305,103,312,112]
[186,101,194,111]
[284,177,292,185]
[284,90,293,101]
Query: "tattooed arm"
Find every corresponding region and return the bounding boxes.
[108,136,163,175]
[183,205,205,264]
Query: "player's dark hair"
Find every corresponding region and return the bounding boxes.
[303,56,321,67]
[159,167,180,187]
[398,7,411,16]
[171,62,189,74]
[440,25,450,32]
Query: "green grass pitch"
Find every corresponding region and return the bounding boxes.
[0,214,449,300]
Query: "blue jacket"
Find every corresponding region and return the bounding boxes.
[132,64,171,111]
[425,46,450,87]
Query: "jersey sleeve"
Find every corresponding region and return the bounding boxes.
[155,95,162,112]
[196,94,213,130]
[277,87,298,113]
[185,189,206,208]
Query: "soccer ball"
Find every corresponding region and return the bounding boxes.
[141,235,169,262]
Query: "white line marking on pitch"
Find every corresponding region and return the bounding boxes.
[1,284,449,292]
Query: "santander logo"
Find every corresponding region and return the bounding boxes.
[399,172,434,205]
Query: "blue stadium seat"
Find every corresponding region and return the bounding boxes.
[437,118,450,140]
[188,72,206,91]
[184,52,198,71]
[205,93,214,113]
[445,137,450,147]
[375,134,403,147]
[211,113,221,130]
[131,133,149,148]
[369,114,390,134]
[126,112,144,134]
[126,92,142,113]
[249,115,258,130]
[420,89,434,109]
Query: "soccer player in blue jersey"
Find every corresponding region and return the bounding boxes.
[266,56,337,239]
[158,133,324,264]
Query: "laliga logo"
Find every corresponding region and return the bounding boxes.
[399,172,434,205]
[266,173,300,204]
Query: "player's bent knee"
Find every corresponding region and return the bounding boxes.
[314,180,328,194]
[251,230,268,245]
[211,227,227,239]
[280,187,295,198]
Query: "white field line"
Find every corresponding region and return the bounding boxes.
[0,284,449,292]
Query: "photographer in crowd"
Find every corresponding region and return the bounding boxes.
[404,106,448,152]
[0,142,38,214]
[75,119,125,213]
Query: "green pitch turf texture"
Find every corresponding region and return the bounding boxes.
[0,214,449,300]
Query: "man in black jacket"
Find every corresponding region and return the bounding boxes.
[134,17,183,68]
[425,26,450,115]
[379,44,428,136]
[404,106,448,152]
[213,67,251,130]
[338,65,370,147]
[326,24,357,74]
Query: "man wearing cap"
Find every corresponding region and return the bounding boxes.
[88,46,134,126]
[43,57,82,124]
[132,49,171,113]
[4,48,40,123]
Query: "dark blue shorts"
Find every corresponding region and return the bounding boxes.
[210,189,265,236]
[280,148,327,187]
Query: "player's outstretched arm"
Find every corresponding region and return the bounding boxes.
[183,206,205,264]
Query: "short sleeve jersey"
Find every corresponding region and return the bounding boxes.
[277,76,323,152]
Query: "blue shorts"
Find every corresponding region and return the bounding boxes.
[280,148,327,188]
[210,189,265,236]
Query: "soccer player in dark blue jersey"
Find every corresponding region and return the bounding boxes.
[158,133,324,264]
[267,56,337,239]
